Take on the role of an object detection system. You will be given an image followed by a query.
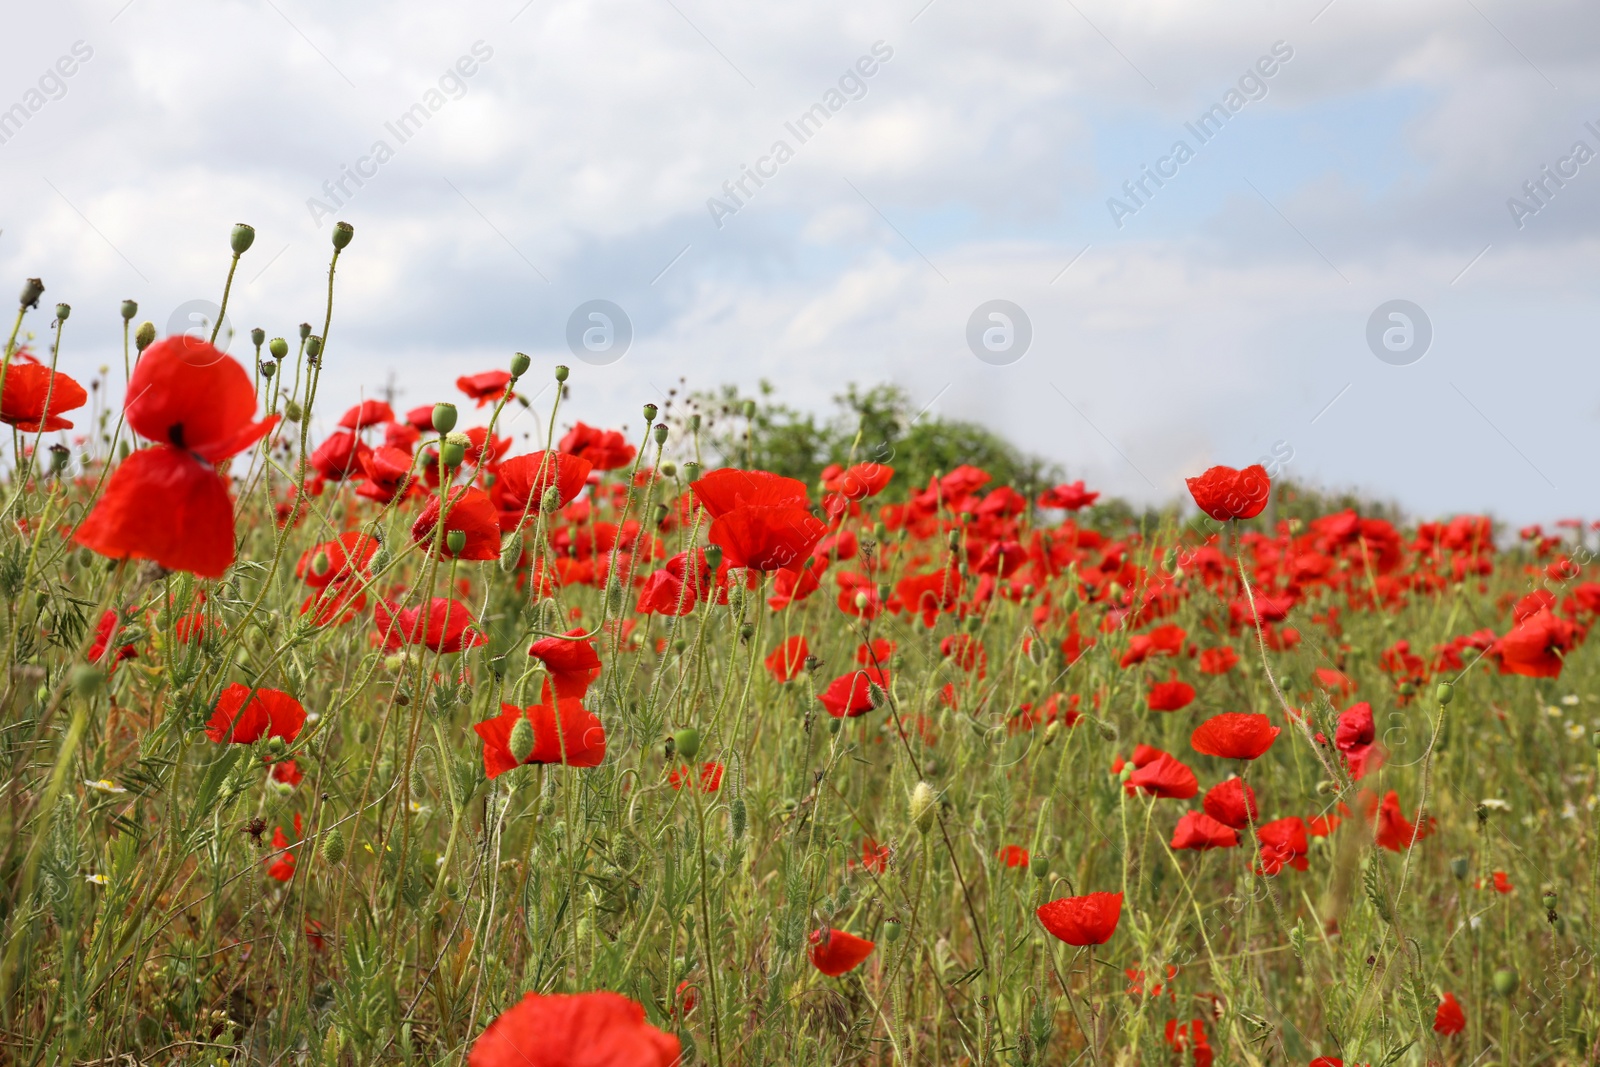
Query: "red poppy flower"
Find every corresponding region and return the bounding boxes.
[405,404,437,431]
[668,761,723,792]
[558,421,635,470]
[1121,624,1186,667]
[1126,751,1199,799]
[1147,675,1195,712]
[860,838,891,873]
[1374,790,1434,852]
[1185,464,1270,521]
[337,399,395,429]
[635,551,710,616]
[0,362,87,431]
[385,420,421,453]
[940,633,987,675]
[1038,480,1099,510]
[808,928,875,976]
[1036,891,1122,946]
[457,369,514,407]
[1433,992,1466,1036]
[75,337,278,577]
[89,609,138,667]
[1491,608,1578,678]
[265,824,297,881]
[896,565,964,625]
[355,445,415,504]
[527,628,602,702]
[374,597,487,653]
[311,430,371,482]
[857,638,895,665]
[474,699,607,778]
[766,635,809,681]
[1190,713,1279,761]
[997,844,1030,868]
[467,991,679,1067]
[1202,777,1258,829]
[690,468,809,518]
[494,451,594,529]
[767,557,825,610]
[1198,647,1239,675]
[818,667,889,718]
[1170,810,1239,851]
[411,486,501,560]
[270,758,303,786]
[708,504,827,573]
[205,683,307,744]
[1255,817,1309,875]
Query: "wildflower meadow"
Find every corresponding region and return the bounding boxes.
[1,223,1597,1066]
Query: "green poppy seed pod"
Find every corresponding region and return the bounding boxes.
[230,223,257,255]
[872,522,887,540]
[1592,727,1600,749]
[19,278,44,310]
[117,440,131,461]
[508,715,535,764]
[673,727,702,761]
[446,530,467,555]
[250,327,265,348]
[909,781,938,833]
[320,825,346,865]
[305,335,323,358]
[1492,969,1518,997]
[432,403,458,434]
[331,221,354,250]
[682,460,701,483]
[440,440,465,468]
[260,360,276,380]
[55,303,71,322]
[651,502,669,526]
[506,350,530,377]
[689,413,702,432]
[134,321,155,349]
[878,583,892,604]
[1450,856,1469,879]
[1029,854,1051,880]
[119,299,138,322]
[269,337,289,360]
[738,622,754,641]
[1542,890,1558,911]
[883,917,903,943]
[828,717,842,734]
[703,544,723,572]
[553,364,569,382]
[672,638,686,654]
[1435,681,1454,706]
[70,664,105,698]
[540,486,560,513]
[49,444,70,473]
[298,322,312,341]
[1397,681,1414,697]
[642,402,658,422]
[651,423,667,446]
[742,399,756,419]
[283,399,303,423]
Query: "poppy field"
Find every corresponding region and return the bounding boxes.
[2,224,1598,1066]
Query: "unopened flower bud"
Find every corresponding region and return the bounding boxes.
[134,321,156,351]
[231,223,257,255]
[909,781,938,833]
[320,825,346,865]
[540,486,560,513]
[432,403,458,434]
[1450,856,1469,879]
[673,727,702,761]
[331,221,354,250]
[283,399,303,423]
[55,303,71,322]
[120,299,138,322]
[554,364,569,382]
[1492,969,1518,997]
[310,550,331,577]
[508,715,535,763]
[1435,682,1454,706]
[19,278,44,310]
[689,413,702,432]
[729,796,747,840]
[446,530,467,555]
[269,337,288,360]
[1119,762,1135,782]
[1043,719,1062,746]
[854,592,870,610]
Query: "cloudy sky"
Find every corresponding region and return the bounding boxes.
[4,0,1599,522]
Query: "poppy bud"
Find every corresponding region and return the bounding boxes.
[674,727,702,761]
[540,486,560,513]
[71,664,105,697]
[231,223,257,255]
[703,545,723,572]
[878,584,892,604]
[1288,922,1307,958]
[269,337,289,360]
[508,716,535,763]
[868,682,886,709]
[19,278,44,310]
[440,440,465,468]
[1450,856,1469,879]
[653,423,668,446]
[1119,762,1134,783]
[642,402,658,422]
[132,321,156,352]
[320,825,346,865]
[283,400,303,423]
[1492,969,1518,997]
[509,351,531,377]
[682,461,701,483]
[250,327,265,348]
[260,361,276,380]
[446,530,467,555]
[331,221,354,250]
[854,592,870,611]
[432,403,458,434]
[1029,854,1050,880]
[310,550,331,578]
[305,336,323,358]
[828,717,842,734]
[883,917,903,942]
[1397,681,1414,697]
[120,299,137,321]
[55,303,71,322]
[729,796,747,839]
[1043,720,1061,746]
[1435,682,1453,706]
[909,781,938,833]
[947,531,960,552]
[371,544,391,573]
[672,638,687,654]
